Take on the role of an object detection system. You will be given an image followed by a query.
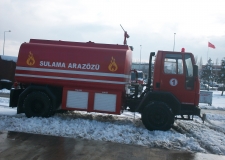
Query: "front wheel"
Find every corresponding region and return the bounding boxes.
[24,91,53,118]
[141,102,174,131]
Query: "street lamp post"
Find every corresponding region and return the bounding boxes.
[173,33,176,51]
[3,30,11,55]
[140,45,142,70]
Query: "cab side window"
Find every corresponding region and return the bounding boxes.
[164,54,183,75]
[185,54,193,77]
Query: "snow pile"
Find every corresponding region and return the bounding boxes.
[0,97,10,108]
[175,119,225,155]
[0,112,205,154]
[0,90,225,155]
[204,113,225,132]
[0,79,12,82]
[0,107,225,155]
[0,55,17,62]
[0,89,10,94]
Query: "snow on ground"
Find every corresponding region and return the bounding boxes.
[0,89,10,94]
[0,89,225,155]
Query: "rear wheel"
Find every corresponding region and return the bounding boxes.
[142,102,174,131]
[24,91,53,118]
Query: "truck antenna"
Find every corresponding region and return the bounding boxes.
[120,24,130,45]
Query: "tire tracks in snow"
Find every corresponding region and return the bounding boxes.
[172,120,225,155]
[172,122,213,154]
[203,118,225,135]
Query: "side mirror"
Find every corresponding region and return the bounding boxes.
[129,46,134,51]
[193,65,198,78]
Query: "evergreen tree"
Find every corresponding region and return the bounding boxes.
[218,58,225,95]
[200,58,213,91]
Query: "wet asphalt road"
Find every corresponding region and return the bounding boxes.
[0,131,225,160]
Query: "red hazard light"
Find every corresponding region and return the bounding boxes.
[181,48,185,52]
[13,82,19,89]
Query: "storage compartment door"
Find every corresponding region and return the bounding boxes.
[66,91,89,109]
[94,93,116,112]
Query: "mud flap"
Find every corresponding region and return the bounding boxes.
[10,88,24,108]
[200,113,206,123]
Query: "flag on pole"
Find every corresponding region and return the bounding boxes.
[208,42,215,49]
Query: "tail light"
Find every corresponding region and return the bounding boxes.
[13,82,19,89]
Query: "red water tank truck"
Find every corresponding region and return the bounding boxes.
[9,39,203,131]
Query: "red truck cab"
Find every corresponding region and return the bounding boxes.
[153,51,200,106]
[126,51,201,131]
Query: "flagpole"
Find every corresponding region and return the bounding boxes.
[207,47,209,63]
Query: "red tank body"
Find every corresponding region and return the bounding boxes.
[15,39,132,114]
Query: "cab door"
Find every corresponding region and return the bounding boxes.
[159,53,185,102]
[182,54,196,104]
[159,52,196,105]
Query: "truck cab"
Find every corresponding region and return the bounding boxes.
[153,51,200,107]
[126,50,201,131]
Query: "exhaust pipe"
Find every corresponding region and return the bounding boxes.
[147,52,155,90]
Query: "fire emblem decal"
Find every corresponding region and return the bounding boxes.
[26,51,35,66]
[108,57,118,72]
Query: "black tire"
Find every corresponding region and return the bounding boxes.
[141,102,174,131]
[56,110,69,114]
[24,91,53,118]
[17,105,24,114]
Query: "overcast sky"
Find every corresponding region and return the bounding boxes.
[1,0,225,64]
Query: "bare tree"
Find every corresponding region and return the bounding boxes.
[199,57,203,69]
[215,58,219,65]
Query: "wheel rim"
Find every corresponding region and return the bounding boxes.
[30,99,45,114]
[147,108,168,127]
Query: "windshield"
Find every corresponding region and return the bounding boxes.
[164,54,183,75]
